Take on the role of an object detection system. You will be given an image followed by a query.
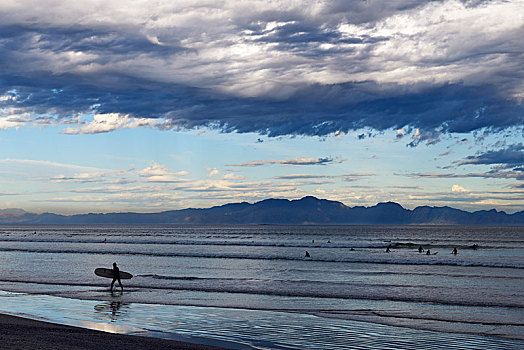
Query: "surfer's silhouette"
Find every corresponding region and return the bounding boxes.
[452,247,458,255]
[111,262,124,292]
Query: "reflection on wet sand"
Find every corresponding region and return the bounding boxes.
[94,301,129,322]
[78,318,142,334]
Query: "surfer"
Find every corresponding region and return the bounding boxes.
[452,247,458,255]
[111,262,124,292]
[305,250,310,257]
[385,245,391,253]
[418,245,424,253]
[426,249,431,255]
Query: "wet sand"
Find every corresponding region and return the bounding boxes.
[0,313,229,350]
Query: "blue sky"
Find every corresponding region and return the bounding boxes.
[0,0,523,214]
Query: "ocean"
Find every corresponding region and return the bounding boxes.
[0,225,522,349]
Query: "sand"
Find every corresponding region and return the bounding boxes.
[0,313,229,350]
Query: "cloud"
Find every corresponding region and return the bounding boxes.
[451,184,470,193]
[50,170,126,184]
[221,173,246,180]
[273,173,373,180]
[456,143,524,168]
[208,168,220,177]
[401,170,523,180]
[136,161,188,182]
[0,115,28,130]
[407,190,524,208]
[0,1,522,142]
[438,150,453,157]
[431,143,524,182]
[227,157,341,167]
[0,158,100,172]
[62,113,171,134]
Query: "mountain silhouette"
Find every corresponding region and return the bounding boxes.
[0,197,523,225]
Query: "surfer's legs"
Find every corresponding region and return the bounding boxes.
[110,278,123,293]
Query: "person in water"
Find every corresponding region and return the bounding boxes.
[426,249,431,255]
[418,245,424,253]
[385,245,391,253]
[452,247,458,255]
[305,250,311,257]
[111,262,123,292]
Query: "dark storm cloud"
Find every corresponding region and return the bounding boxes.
[254,22,342,44]
[248,21,382,56]
[453,144,524,181]
[1,1,523,142]
[0,24,182,57]
[457,144,524,167]
[4,69,521,141]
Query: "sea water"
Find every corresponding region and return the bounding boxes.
[0,225,522,349]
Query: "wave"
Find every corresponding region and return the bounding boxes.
[279,267,524,279]
[137,274,201,280]
[140,265,523,280]
[1,277,522,309]
[307,310,524,341]
[0,246,522,269]
[0,238,519,250]
[311,310,524,327]
[133,274,524,291]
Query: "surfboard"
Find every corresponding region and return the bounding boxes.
[94,268,133,279]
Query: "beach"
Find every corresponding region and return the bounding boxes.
[0,313,226,350]
[0,225,522,349]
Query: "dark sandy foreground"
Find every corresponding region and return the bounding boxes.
[0,313,229,350]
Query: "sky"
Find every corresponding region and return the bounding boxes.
[0,0,523,215]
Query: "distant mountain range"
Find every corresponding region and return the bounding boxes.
[1,197,523,225]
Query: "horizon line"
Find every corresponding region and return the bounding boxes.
[1,196,522,217]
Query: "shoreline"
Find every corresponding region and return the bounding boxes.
[0,312,231,350]
[1,290,523,350]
